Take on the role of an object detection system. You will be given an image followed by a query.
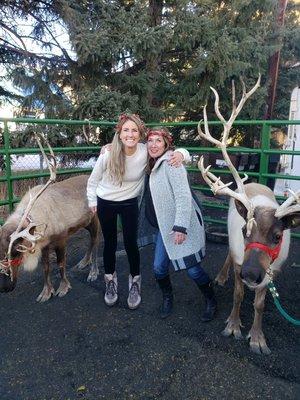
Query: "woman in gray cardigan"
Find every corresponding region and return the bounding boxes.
[142,127,217,321]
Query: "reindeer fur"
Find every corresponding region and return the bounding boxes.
[0,175,100,302]
[197,75,300,354]
[216,182,296,354]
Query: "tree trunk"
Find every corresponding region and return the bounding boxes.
[264,0,288,120]
[146,0,163,108]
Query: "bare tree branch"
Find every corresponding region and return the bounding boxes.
[26,10,74,63]
[0,20,29,55]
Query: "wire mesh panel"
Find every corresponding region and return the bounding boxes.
[0,119,108,222]
[1,117,300,241]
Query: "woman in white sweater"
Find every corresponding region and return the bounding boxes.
[87,114,188,310]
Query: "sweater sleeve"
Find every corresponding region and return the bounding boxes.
[174,148,191,164]
[166,164,192,231]
[86,152,108,207]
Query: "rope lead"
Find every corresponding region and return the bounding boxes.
[268,282,300,326]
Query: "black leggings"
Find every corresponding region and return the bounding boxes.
[97,196,140,277]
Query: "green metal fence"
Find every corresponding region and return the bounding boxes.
[1,117,300,238]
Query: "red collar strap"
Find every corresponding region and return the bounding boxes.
[245,238,282,262]
[2,258,23,268]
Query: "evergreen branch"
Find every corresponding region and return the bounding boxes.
[0,85,23,101]
[0,41,66,63]
[0,21,29,55]
[20,35,70,52]
[26,10,74,63]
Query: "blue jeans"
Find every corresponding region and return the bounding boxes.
[153,232,210,285]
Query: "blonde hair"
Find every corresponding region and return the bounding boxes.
[107,114,146,185]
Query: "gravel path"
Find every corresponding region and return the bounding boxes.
[0,231,299,400]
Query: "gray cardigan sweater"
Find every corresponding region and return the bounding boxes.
[138,151,205,271]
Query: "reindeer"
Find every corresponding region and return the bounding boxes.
[0,138,100,302]
[198,76,300,354]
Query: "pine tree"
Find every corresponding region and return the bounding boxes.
[0,0,299,145]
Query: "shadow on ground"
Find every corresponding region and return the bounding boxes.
[0,230,299,400]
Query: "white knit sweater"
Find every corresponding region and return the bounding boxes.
[87,143,190,206]
[87,143,147,205]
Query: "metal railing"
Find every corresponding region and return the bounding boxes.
[1,117,300,238]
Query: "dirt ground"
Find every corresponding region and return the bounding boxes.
[0,230,299,400]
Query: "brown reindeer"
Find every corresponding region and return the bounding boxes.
[0,136,100,302]
[198,76,300,354]
[0,175,100,302]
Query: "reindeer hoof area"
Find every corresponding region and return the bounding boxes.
[222,328,243,340]
[55,281,72,297]
[250,343,271,355]
[74,258,91,271]
[247,332,271,355]
[36,286,55,302]
[87,266,99,282]
[222,319,243,339]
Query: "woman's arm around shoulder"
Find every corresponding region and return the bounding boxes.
[170,148,191,166]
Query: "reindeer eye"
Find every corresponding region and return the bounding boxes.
[273,233,282,243]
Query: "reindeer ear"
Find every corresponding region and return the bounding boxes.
[28,225,36,235]
[234,199,248,221]
[26,223,47,241]
[280,213,300,230]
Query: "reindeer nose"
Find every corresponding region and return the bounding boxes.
[240,270,263,285]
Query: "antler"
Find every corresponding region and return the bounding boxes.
[6,134,56,270]
[198,75,261,236]
[9,222,47,253]
[275,189,300,219]
[198,156,256,236]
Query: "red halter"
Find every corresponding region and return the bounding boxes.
[2,258,23,268]
[245,237,283,263]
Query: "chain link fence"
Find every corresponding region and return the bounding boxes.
[1,117,300,239]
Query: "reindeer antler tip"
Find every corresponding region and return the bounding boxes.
[197,157,204,169]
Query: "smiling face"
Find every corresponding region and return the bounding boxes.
[119,120,141,154]
[147,134,167,159]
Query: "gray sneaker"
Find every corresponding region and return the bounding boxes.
[104,272,118,306]
[127,275,141,310]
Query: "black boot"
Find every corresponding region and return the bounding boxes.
[156,275,173,319]
[197,281,217,322]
